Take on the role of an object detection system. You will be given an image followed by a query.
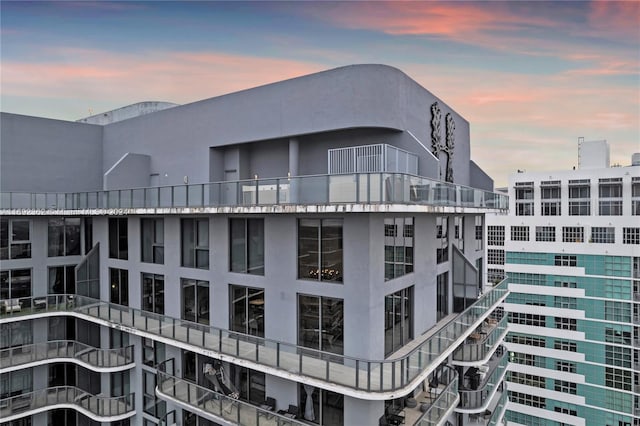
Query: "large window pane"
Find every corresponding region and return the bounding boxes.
[142,273,164,314]
[229,285,264,337]
[298,294,343,355]
[141,218,164,264]
[109,218,128,260]
[182,278,209,325]
[384,287,413,356]
[182,218,209,269]
[298,219,342,283]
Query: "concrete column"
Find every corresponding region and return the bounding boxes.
[288,138,299,177]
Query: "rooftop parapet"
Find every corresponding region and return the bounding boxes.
[0,173,508,215]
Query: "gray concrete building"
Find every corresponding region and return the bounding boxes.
[0,64,509,426]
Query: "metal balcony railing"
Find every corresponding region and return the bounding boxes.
[0,340,134,371]
[0,280,508,396]
[0,386,134,422]
[415,366,459,425]
[0,173,508,212]
[457,350,508,411]
[157,359,306,425]
[452,315,508,363]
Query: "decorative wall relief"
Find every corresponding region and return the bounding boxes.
[444,113,455,182]
[429,102,455,183]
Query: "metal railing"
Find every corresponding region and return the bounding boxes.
[0,280,508,395]
[458,349,508,411]
[0,173,508,212]
[416,366,459,425]
[0,386,134,421]
[452,315,508,363]
[0,340,134,371]
[157,359,306,425]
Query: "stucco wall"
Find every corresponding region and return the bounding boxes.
[0,113,103,192]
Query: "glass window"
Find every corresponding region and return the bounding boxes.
[623,228,640,245]
[143,369,166,418]
[488,249,505,265]
[230,218,264,275]
[1,320,33,349]
[475,216,483,250]
[511,226,529,241]
[110,268,129,306]
[562,227,584,243]
[230,285,264,337]
[182,278,209,325]
[591,226,615,244]
[554,255,577,267]
[142,273,164,314]
[487,225,504,246]
[109,218,128,260]
[384,217,414,281]
[48,218,81,257]
[535,226,555,242]
[599,200,623,215]
[143,338,165,367]
[0,269,31,300]
[384,287,413,356]
[436,272,448,320]
[298,294,344,355]
[298,219,343,282]
[48,265,76,294]
[298,384,343,425]
[181,218,209,269]
[141,218,164,264]
[0,218,31,260]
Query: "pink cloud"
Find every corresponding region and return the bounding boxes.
[1,49,324,104]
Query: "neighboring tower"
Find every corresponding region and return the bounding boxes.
[487,141,640,426]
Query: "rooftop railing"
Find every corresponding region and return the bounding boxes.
[0,280,508,397]
[0,386,134,422]
[157,358,306,425]
[0,340,134,372]
[0,173,508,212]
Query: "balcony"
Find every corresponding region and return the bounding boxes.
[452,314,508,365]
[456,347,508,413]
[0,386,134,423]
[0,340,134,373]
[0,173,508,215]
[0,280,509,399]
[411,366,459,426]
[156,359,306,426]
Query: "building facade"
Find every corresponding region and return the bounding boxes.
[1,64,509,426]
[487,141,640,426]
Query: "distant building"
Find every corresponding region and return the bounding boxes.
[1,64,509,426]
[487,140,640,426]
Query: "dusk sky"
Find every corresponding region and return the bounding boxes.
[1,1,638,186]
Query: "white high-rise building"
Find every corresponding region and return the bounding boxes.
[487,141,640,426]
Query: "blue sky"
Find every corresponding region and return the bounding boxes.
[1,1,638,185]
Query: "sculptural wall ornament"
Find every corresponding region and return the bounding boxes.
[429,101,455,183]
[430,102,442,158]
[444,113,455,182]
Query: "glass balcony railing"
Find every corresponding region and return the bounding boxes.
[0,340,134,371]
[486,391,508,426]
[157,359,306,426]
[0,280,508,395]
[0,386,134,422]
[0,173,508,212]
[415,366,459,425]
[457,349,508,411]
[452,314,508,363]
